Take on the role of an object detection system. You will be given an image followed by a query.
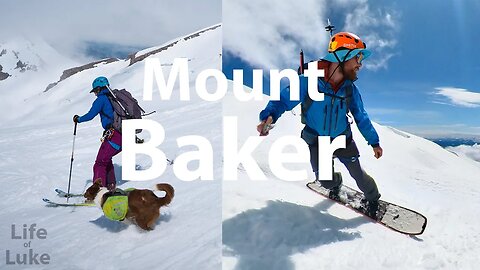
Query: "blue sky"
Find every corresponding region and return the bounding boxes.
[223,0,480,138]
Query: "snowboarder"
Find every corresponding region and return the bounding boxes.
[257,32,383,212]
[73,76,121,192]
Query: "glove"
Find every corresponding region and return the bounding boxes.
[73,115,79,123]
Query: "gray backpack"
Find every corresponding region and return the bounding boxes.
[106,88,145,133]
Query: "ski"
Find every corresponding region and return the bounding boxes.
[55,188,84,198]
[42,198,95,207]
[307,181,427,235]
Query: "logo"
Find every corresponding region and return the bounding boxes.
[329,41,338,51]
[5,224,51,266]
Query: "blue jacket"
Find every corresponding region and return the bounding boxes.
[78,89,114,130]
[259,75,380,146]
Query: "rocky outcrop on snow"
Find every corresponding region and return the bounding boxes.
[15,60,38,72]
[0,65,10,80]
[44,57,118,92]
[128,24,221,66]
[0,44,44,82]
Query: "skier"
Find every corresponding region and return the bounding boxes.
[257,32,383,213]
[73,76,121,192]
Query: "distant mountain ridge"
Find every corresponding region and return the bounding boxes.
[43,24,222,92]
[430,138,480,147]
[0,24,222,126]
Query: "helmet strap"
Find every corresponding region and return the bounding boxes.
[332,49,355,77]
[326,51,346,83]
[325,63,341,85]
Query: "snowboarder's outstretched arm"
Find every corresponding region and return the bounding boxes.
[258,77,308,136]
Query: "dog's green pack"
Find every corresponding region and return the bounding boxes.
[103,195,128,221]
[102,188,135,221]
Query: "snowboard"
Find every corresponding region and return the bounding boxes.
[307,181,427,235]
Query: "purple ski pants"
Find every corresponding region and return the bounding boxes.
[93,130,121,189]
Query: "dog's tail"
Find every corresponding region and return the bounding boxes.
[155,183,174,206]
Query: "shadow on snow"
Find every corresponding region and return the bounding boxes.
[223,199,369,270]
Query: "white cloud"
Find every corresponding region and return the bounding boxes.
[0,0,221,60]
[344,3,400,70]
[446,144,480,162]
[364,52,395,71]
[223,0,400,70]
[434,87,480,108]
[223,0,328,69]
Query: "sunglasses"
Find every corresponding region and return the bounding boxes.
[355,52,364,64]
[91,86,106,94]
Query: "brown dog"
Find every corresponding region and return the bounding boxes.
[84,181,174,230]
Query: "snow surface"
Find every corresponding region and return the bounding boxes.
[0,25,222,269]
[222,88,480,270]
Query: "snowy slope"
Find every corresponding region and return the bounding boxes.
[0,37,76,79]
[0,25,222,269]
[0,37,79,123]
[222,87,480,270]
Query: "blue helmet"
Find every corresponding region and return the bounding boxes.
[90,76,109,92]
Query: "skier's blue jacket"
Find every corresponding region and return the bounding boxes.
[78,89,114,130]
[259,74,380,147]
[77,88,121,150]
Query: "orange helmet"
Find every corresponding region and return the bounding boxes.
[328,32,366,52]
[323,32,371,63]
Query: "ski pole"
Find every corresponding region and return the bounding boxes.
[66,122,77,202]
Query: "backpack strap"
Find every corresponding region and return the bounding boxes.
[301,82,354,124]
[344,84,353,111]
[108,89,147,116]
[300,93,313,125]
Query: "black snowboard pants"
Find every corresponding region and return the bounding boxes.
[301,126,381,201]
